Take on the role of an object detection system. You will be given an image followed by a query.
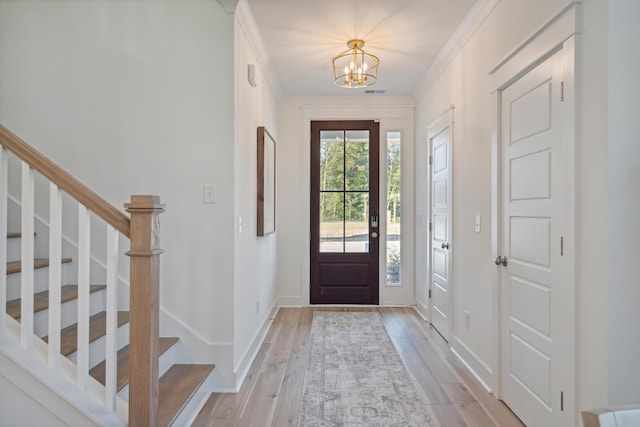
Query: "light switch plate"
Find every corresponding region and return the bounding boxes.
[203,184,216,204]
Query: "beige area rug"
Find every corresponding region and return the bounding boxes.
[299,311,436,426]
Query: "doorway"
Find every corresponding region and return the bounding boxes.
[310,120,380,304]
[427,108,453,341]
[497,43,575,426]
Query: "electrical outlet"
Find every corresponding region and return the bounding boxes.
[464,311,471,329]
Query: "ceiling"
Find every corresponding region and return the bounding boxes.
[246,0,478,97]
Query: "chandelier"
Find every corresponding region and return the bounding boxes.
[333,39,379,88]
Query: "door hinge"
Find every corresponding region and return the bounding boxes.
[560,236,564,256]
[428,289,432,299]
[560,391,564,411]
[429,155,433,165]
[309,232,312,242]
[429,222,433,232]
[560,81,564,102]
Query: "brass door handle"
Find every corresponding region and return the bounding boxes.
[441,242,449,249]
[495,256,508,266]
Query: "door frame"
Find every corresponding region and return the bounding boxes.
[296,106,416,307]
[489,2,578,421]
[427,106,454,342]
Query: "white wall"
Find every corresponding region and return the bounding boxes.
[608,0,640,406]
[0,0,238,384]
[276,96,415,306]
[232,0,279,383]
[414,0,609,418]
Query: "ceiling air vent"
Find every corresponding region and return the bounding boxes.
[365,89,386,94]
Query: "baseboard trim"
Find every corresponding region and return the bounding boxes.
[233,300,279,391]
[414,300,429,321]
[277,295,305,307]
[450,336,493,393]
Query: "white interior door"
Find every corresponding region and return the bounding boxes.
[429,116,452,341]
[500,48,574,426]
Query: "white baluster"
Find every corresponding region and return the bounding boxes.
[48,183,62,369]
[76,204,90,390]
[20,162,35,349]
[105,226,119,410]
[0,148,7,330]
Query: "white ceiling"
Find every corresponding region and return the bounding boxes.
[246,0,478,97]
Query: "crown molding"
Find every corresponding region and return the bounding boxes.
[414,0,501,100]
[234,0,283,99]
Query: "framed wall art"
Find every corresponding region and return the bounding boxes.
[257,126,276,236]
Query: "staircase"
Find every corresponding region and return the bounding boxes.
[1,125,214,426]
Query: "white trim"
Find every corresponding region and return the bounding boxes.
[489,1,580,91]
[450,345,492,393]
[234,0,282,99]
[302,105,416,306]
[413,303,428,321]
[233,300,278,389]
[490,5,578,421]
[415,0,501,99]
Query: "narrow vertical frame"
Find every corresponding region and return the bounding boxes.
[257,126,276,236]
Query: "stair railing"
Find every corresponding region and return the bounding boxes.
[0,124,163,425]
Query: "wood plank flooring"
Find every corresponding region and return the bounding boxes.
[193,307,524,427]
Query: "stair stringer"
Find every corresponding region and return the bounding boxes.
[0,315,128,426]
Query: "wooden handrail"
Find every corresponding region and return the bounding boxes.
[0,125,130,237]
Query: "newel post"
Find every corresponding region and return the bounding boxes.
[125,195,165,426]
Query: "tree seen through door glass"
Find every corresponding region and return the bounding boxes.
[319,130,370,253]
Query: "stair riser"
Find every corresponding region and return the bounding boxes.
[7,238,21,262]
[30,289,106,337]
[116,344,176,403]
[66,323,129,369]
[6,266,71,299]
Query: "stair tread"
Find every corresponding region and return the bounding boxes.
[158,364,215,427]
[6,258,72,274]
[43,311,130,356]
[6,284,106,320]
[89,337,179,391]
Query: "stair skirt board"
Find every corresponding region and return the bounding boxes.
[1,315,128,425]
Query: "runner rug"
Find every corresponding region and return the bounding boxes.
[299,311,436,426]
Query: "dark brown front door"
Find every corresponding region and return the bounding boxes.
[310,120,379,304]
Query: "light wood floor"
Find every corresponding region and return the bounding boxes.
[192,307,524,427]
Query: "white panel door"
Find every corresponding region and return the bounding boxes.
[430,121,452,341]
[500,50,573,426]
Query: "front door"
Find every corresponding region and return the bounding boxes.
[500,48,574,426]
[310,120,379,304]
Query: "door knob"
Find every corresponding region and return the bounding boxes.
[441,242,449,249]
[371,232,378,238]
[495,256,508,266]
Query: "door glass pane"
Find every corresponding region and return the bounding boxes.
[345,130,369,191]
[320,192,344,252]
[386,131,401,284]
[320,131,344,191]
[345,192,369,253]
